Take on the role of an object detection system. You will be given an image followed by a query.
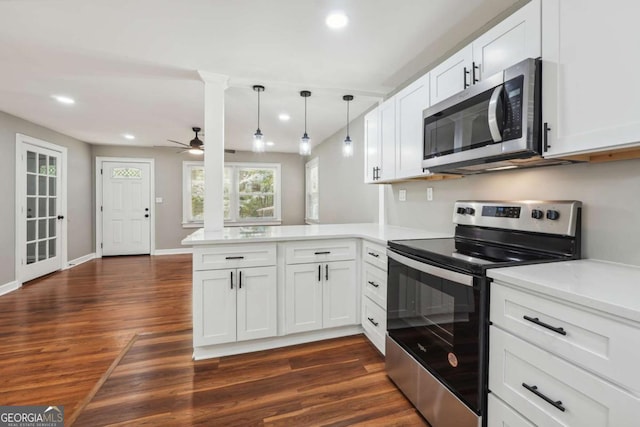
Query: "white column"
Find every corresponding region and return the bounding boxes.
[198,71,229,232]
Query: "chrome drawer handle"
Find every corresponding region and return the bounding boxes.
[367,280,379,288]
[314,251,331,255]
[367,252,379,258]
[367,317,379,327]
[522,383,566,412]
[523,315,567,336]
[225,256,245,260]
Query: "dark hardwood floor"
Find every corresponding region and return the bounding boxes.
[0,255,426,426]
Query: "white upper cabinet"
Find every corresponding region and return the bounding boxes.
[430,45,473,106]
[378,98,396,181]
[542,0,640,158]
[364,108,379,183]
[472,0,541,81]
[395,73,430,179]
[430,0,541,106]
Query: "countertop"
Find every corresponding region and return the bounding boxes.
[182,223,450,246]
[488,259,640,323]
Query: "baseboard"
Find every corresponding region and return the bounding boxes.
[65,253,96,269]
[154,248,193,256]
[0,280,21,296]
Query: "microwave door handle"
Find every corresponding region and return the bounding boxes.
[488,85,503,142]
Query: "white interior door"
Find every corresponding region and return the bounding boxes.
[101,161,151,256]
[18,139,66,282]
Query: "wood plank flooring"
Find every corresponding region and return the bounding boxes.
[0,255,426,426]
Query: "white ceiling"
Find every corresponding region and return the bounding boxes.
[0,0,520,153]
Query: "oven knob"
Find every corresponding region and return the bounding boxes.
[457,207,466,215]
[464,207,475,216]
[546,210,560,220]
[531,209,544,220]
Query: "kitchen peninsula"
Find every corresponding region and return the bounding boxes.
[182,223,449,360]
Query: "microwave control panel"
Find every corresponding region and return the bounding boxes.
[502,75,524,141]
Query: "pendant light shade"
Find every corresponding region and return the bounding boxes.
[252,85,265,153]
[342,95,354,157]
[299,90,312,156]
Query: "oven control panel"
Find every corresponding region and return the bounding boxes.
[453,200,582,236]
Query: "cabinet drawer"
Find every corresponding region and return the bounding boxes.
[491,281,640,394]
[362,296,386,354]
[487,394,534,427]
[284,239,356,265]
[193,244,276,271]
[362,240,387,271]
[489,326,640,427]
[363,262,387,308]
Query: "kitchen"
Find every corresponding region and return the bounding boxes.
[1,0,640,426]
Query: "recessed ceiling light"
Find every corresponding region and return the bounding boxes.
[123,134,135,140]
[266,141,275,147]
[326,12,348,29]
[52,95,75,105]
[278,113,290,122]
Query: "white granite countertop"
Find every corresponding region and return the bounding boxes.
[488,259,640,323]
[182,223,450,246]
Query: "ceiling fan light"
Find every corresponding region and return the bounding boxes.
[189,148,204,155]
[299,133,311,156]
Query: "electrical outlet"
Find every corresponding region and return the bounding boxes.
[427,187,433,201]
[399,189,407,202]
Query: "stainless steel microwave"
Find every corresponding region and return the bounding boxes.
[422,58,564,174]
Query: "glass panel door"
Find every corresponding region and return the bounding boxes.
[21,141,63,282]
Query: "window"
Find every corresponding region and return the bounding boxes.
[305,158,319,224]
[183,161,281,226]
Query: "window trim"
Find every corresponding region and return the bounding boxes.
[305,157,319,224]
[182,161,282,227]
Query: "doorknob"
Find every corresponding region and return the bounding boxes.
[57,215,65,220]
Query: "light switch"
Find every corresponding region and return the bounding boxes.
[155,197,163,203]
[399,189,407,202]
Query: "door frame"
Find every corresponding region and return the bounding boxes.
[15,133,68,284]
[95,156,155,258]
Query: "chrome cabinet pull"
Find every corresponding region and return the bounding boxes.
[239,270,242,289]
[522,383,566,412]
[367,280,379,288]
[543,122,551,151]
[463,66,470,88]
[472,61,480,83]
[318,265,321,282]
[314,251,331,255]
[523,315,567,336]
[367,317,379,327]
[325,264,329,281]
[368,251,379,258]
[230,271,234,289]
[225,256,244,260]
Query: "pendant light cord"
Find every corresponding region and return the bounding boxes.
[346,99,350,136]
[257,89,261,130]
[304,96,307,134]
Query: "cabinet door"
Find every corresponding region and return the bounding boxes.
[323,260,357,328]
[430,45,473,105]
[472,0,541,82]
[285,263,323,334]
[487,394,535,427]
[378,98,396,181]
[193,269,236,346]
[363,108,379,183]
[542,0,640,157]
[395,73,430,179]
[236,266,277,342]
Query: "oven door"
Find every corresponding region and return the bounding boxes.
[387,249,484,413]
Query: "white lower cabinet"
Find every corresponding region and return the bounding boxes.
[285,260,356,334]
[362,296,386,352]
[193,266,276,346]
[489,280,640,426]
[361,240,388,354]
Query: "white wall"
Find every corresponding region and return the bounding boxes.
[385,159,640,266]
[310,111,379,224]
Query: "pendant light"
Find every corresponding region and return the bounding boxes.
[342,95,354,157]
[299,90,312,156]
[252,85,265,153]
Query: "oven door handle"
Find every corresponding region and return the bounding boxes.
[387,250,474,287]
[488,85,504,142]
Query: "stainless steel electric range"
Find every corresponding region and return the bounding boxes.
[385,200,582,427]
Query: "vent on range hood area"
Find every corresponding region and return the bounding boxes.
[421,58,579,175]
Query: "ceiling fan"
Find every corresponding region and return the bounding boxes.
[164,127,236,155]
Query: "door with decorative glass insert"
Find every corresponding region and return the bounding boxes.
[21,143,64,282]
[101,162,151,256]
